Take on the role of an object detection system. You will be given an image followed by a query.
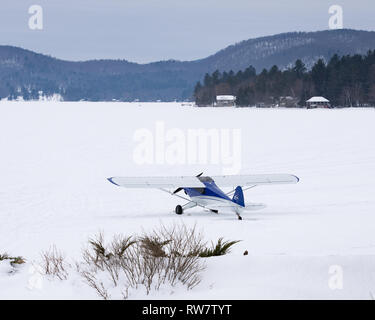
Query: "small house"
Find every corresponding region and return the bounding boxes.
[216,95,236,107]
[306,96,330,108]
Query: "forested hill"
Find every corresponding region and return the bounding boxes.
[194,51,375,107]
[1,29,375,101]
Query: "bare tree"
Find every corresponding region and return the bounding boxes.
[40,245,70,280]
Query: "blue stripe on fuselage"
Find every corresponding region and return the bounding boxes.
[184,179,232,202]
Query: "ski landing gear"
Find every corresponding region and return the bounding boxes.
[175,205,183,215]
[236,213,243,220]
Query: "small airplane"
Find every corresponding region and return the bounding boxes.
[107,173,299,220]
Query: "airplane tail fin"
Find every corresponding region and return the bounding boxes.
[232,186,245,207]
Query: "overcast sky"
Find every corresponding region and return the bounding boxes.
[0,0,374,63]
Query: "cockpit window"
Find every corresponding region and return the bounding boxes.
[198,176,214,183]
[194,187,205,194]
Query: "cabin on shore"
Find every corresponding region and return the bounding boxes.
[215,95,236,107]
[306,96,330,108]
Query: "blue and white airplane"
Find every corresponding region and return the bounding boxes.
[108,173,299,220]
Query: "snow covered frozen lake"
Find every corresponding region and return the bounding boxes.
[0,101,374,299]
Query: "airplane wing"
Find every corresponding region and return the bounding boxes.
[107,176,204,188]
[208,174,299,187]
[108,174,299,189]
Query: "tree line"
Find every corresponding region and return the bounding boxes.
[194,51,375,107]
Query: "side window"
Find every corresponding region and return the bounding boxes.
[195,188,205,194]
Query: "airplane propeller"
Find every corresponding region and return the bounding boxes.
[173,172,203,194]
[173,187,183,194]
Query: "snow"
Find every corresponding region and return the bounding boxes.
[0,101,374,299]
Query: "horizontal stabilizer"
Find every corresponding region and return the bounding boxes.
[240,203,267,211]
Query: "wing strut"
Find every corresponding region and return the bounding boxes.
[159,188,205,210]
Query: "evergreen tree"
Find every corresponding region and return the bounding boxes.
[293,59,306,78]
[311,59,327,96]
[194,52,375,107]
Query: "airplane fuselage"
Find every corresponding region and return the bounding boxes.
[183,176,244,212]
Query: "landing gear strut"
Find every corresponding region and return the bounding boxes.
[236,213,243,220]
[175,205,183,215]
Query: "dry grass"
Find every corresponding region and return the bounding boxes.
[199,238,241,257]
[35,223,240,299]
[0,253,26,266]
[40,245,70,280]
[77,223,207,298]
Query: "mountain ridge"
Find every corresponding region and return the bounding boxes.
[1,29,375,101]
